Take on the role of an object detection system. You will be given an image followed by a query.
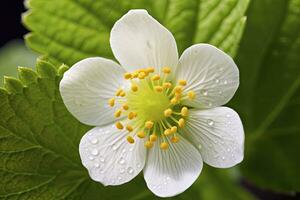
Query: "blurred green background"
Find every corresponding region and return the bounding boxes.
[0,0,299,199]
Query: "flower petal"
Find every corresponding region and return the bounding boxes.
[110,9,178,72]
[79,124,146,186]
[143,136,203,197]
[60,57,128,126]
[175,44,239,108]
[182,107,244,168]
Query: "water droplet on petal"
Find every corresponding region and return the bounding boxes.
[118,157,125,165]
[129,147,133,152]
[198,144,202,149]
[207,119,214,126]
[137,163,141,168]
[91,138,98,144]
[94,163,100,168]
[112,144,118,151]
[118,176,122,181]
[127,167,134,174]
[223,80,228,85]
[99,156,105,163]
[88,156,94,160]
[91,149,99,156]
[120,168,125,174]
[200,89,208,96]
[222,156,225,160]
[215,79,220,84]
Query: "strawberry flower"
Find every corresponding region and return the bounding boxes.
[60,9,244,197]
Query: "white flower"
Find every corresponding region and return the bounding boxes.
[59,9,244,198]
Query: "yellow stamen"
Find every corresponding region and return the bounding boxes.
[132,72,138,78]
[187,91,196,100]
[131,84,138,92]
[178,80,187,86]
[120,91,126,97]
[126,124,133,132]
[164,129,172,136]
[124,73,132,79]
[174,86,183,93]
[115,121,124,129]
[160,142,169,150]
[115,88,123,96]
[137,131,146,138]
[128,112,136,120]
[151,74,160,81]
[145,141,153,148]
[138,72,146,79]
[171,136,179,143]
[175,92,182,100]
[164,108,173,117]
[170,97,178,105]
[122,103,129,110]
[155,86,163,92]
[162,67,171,74]
[145,121,154,129]
[150,134,157,142]
[127,136,135,144]
[163,82,172,88]
[178,118,185,128]
[114,109,122,118]
[170,126,177,133]
[108,98,115,107]
[146,67,155,73]
[181,107,189,116]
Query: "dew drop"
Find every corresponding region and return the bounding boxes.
[207,119,214,126]
[127,167,134,174]
[100,169,104,174]
[215,79,220,84]
[198,144,202,149]
[222,156,225,160]
[137,163,141,168]
[120,168,125,174]
[226,114,231,118]
[94,163,100,168]
[129,147,133,152]
[223,80,228,85]
[227,148,230,152]
[200,89,208,96]
[122,148,127,154]
[118,176,122,181]
[207,102,213,107]
[91,149,99,156]
[112,144,118,151]
[88,156,94,160]
[99,156,105,163]
[91,138,98,144]
[118,157,125,165]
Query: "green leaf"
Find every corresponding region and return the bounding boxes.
[0,40,37,86]
[23,0,249,66]
[234,0,300,192]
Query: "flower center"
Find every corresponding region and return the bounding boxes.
[108,67,196,150]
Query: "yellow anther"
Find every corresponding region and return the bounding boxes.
[155,86,163,92]
[122,103,129,110]
[174,86,183,93]
[162,67,171,74]
[108,98,115,107]
[124,73,132,79]
[179,80,187,86]
[127,136,135,144]
[160,142,169,150]
[138,72,147,79]
[181,107,189,116]
[178,118,185,128]
[164,108,173,117]
[170,126,177,133]
[151,74,160,81]
[187,91,196,100]
[115,121,124,129]
[150,134,157,142]
[137,131,146,138]
[145,141,153,148]
[145,121,154,129]
[171,136,179,143]
[128,112,136,120]
[170,97,178,105]
[120,91,126,97]
[163,82,172,88]
[146,67,155,73]
[131,84,138,92]
[115,88,123,96]
[175,92,182,100]
[164,129,172,136]
[126,124,134,132]
[132,72,139,78]
[114,109,122,118]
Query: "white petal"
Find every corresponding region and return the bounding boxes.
[60,57,128,126]
[182,107,244,168]
[110,9,178,73]
[79,124,146,186]
[143,136,203,197]
[175,44,239,108]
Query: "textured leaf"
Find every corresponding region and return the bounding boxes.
[234,0,300,192]
[23,0,249,65]
[0,59,255,199]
